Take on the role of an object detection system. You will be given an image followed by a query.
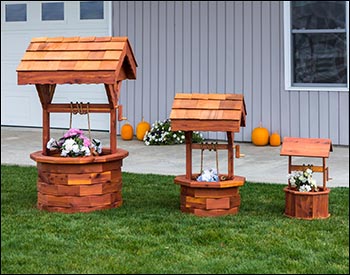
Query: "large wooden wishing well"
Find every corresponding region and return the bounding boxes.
[170,93,247,217]
[17,36,137,213]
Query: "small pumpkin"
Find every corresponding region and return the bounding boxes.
[251,123,269,146]
[270,132,281,146]
[121,121,134,140]
[136,117,151,141]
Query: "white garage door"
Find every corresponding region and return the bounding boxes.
[1,1,112,130]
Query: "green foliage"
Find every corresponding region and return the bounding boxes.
[143,118,204,145]
[1,165,349,274]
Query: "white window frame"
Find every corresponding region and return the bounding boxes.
[79,1,105,21]
[3,2,27,23]
[41,1,65,22]
[284,1,349,92]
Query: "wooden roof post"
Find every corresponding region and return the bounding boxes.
[35,84,56,155]
[185,131,193,180]
[227,131,234,179]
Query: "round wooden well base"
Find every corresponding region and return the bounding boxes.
[30,148,128,213]
[174,175,245,217]
[284,186,330,220]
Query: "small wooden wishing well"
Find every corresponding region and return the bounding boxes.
[170,93,247,217]
[280,137,333,219]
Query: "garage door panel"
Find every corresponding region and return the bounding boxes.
[1,1,110,129]
[2,96,31,124]
[1,33,33,61]
[1,62,19,86]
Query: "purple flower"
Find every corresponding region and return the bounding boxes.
[63,128,84,138]
[82,136,91,147]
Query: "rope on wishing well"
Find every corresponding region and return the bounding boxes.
[199,142,220,175]
[69,101,92,141]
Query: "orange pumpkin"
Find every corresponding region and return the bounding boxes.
[136,117,151,141]
[269,132,281,146]
[251,123,269,146]
[121,121,134,140]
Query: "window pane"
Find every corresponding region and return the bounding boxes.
[80,1,104,20]
[5,4,27,22]
[292,1,345,29]
[293,33,347,84]
[42,2,64,21]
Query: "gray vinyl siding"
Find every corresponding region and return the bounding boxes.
[112,1,349,146]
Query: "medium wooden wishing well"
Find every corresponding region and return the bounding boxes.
[17,36,137,213]
[170,93,247,217]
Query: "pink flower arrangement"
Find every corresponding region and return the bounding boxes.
[47,128,102,157]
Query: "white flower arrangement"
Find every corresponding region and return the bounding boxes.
[143,118,204,145]
[197,168,219,182]
[47,128,102,157]
[287,168,318,192]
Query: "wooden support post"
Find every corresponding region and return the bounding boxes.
[185,131,193,180]
[227,132,234,179]
[323,157,327,190]
[105,81,123,153]
[110,109,117,154]
[35,84,56,155]
[288,156,292,188]
[42,110,50,155]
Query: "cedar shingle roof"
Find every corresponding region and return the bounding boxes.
[170,93,247,132]
[17,36,137,85]
[280,137,333,158]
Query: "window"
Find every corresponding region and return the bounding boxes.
[5,3,27,22]
[42,2,64,21]
[80,1,104,20]
[284,1,349,91]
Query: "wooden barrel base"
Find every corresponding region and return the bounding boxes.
[30,148,128,213]
[175,175,245,217]
[284,186,330,220]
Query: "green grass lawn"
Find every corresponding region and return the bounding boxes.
[1,164,349,274]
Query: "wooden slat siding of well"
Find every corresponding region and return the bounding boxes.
[194,188,238,198]
[37,193,114,208]
[38,181,122,197]
[206,198,230,210]
[39,170,121,185]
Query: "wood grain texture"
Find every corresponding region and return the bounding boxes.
[284,187,330,220]
[33,150,127,213]
[170,93,246,132]
[178,184,242,217]
[280,137,333,189]
[17,36,137,85]
[280,137,333,158]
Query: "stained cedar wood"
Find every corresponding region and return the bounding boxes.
[17,36,137,85]
[170,93,246,132]
[280,137,333,158]
[17,36,137,154]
